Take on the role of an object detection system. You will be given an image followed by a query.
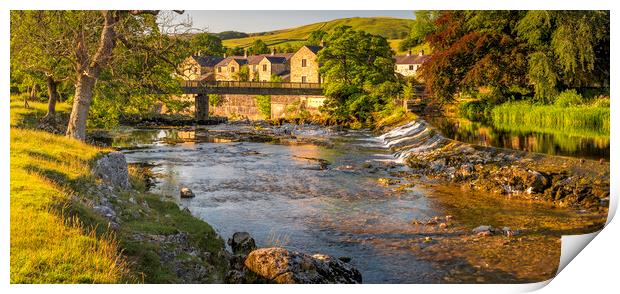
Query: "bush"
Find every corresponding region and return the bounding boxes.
[591,96,610,108]
[208,94,223,107]
[554,89,584,107]
[254,95,271,119]
[459,100,493,122]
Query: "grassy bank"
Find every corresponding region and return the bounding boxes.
[491,102,610,138]
[10,99,228,283]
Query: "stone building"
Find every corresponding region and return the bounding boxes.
[179,55,224,81]
[290,45,323,83]
[394,50,430,78]
[257,54,293,81]
[214,57,248,81]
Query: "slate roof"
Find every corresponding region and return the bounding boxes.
[305,45,323,54]
[395,54,431,65]
[214,56,247,67]
[191,55,224,67]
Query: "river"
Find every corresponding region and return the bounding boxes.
[116,124,604,283]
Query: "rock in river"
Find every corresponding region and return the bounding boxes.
[92,152,130,189]
[180,187,195,198]
[244,247,362,284]
[227,232,257,255]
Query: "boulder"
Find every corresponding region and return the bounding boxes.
[244,247,362,284]
[92,152,130,189]
[227,232,257,255]
[472,225,494,235]
[180,187,195,198]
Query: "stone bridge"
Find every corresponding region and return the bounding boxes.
[180,80,324,120]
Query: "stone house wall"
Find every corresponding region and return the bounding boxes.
[290,46,320,83]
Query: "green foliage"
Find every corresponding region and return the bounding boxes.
[247,39,270,55]
[233,65,250,81]
[254,95,271,119]
[190,33,224,56]
[459,100,494,122]
[399,11,439,51]
[554,89,583,107]
[423,11,609,104]
[208,94,223,107]
[317,25,398,124]
[225,46,244,56]
[491,101,609,138]
[591,96,610,108]
[306,30,327,46]
[269,74,284,82]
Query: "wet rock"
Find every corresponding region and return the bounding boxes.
[227,232,257,255]
[244,247,362,284]
[180,187,195,198]
[361,162,373,169]
[338,256,352,263]
[92,152,130,189]
[377,178,400,186]
[472,225,494,235]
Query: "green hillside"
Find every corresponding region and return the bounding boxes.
[222,17,414,52]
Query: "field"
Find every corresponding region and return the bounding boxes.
[222,17,414,53]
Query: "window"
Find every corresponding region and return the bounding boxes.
[301,76,307,83]
[262,64,267,71]
[302,59,307,67]
[409,65,414,70]
[253,65,257,72]
[218,67,222,73]
[193,68,198,74]
[231,66,235,73]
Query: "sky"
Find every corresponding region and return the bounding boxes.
[183,11,414,33]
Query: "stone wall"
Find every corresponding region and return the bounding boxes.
[209,94,327,120]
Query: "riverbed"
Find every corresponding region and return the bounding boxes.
[116,124,605,283]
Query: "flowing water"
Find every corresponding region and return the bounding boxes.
[116,123,604,283]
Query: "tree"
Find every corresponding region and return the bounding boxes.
[317,26,397,123]
[190,33,224,56]
[10,11,72,121]
[420,11,609,103]
[233,65,249,81]
[225,46,244,56]
[307,30,327,46]
[54,10,186,140]
[515,11,609,101]
[398,11,439,52]
[247,39,270,55]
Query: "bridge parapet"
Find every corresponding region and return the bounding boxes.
[181,80,323,95]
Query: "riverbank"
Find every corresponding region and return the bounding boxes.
[381,119,609,211]
[10,101,232,283]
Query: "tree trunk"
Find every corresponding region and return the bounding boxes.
[65,10,117,141]
[65,74,96,140]
[42,75,58,121]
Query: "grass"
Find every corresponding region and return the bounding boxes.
[10,96,228,283]
[222,17,413,51]
[10,94,71,128]
[491,101,610,138]
[373,106,418,131]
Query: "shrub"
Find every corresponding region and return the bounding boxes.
[208,94,223,107]
[459,100,493,122]
[254,95,271,119]
[554,89,584,107]
[591,96,610,108]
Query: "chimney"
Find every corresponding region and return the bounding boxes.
[407,50,411,57]
[244,49,247,58]
[419,50,424,56]
[320,39,325,47]
[271,48,275,56]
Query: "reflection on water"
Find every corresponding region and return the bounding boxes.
[424,116,610,160]
[118,127,603,283]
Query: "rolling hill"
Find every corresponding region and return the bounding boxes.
[221,17,414,53]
